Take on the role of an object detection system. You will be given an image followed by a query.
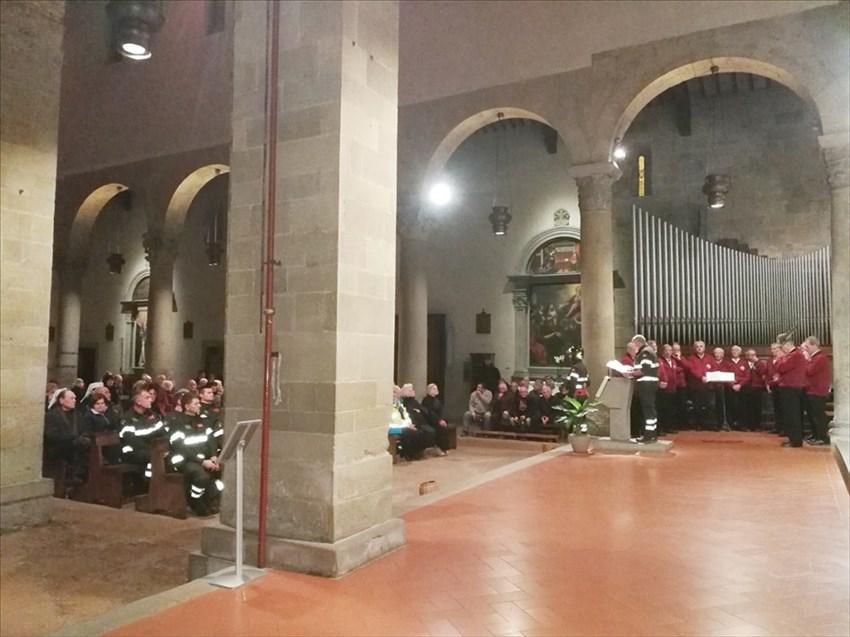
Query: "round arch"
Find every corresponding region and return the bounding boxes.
[422,107,557,196]
[163,164,230,239]
[516,227,581,274]
[608,57,822,159]
[68,183,130,255]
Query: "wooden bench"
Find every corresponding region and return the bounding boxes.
[42,456,68,499]
[74,432,140,508]
[388,434,401,464]
[475,430,560,443]
[135,438,187,519]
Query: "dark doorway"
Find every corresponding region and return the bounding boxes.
[77,346,97,384]
[203,341,224,380]
[427,314,447,403]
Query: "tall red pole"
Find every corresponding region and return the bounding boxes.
[257,0,280,569]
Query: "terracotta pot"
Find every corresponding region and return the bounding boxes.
[569,434,592,454]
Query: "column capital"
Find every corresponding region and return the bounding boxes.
[819,132,850,191]
[511,290,529,312]
[143,232,178,266]
[572,162,622,211]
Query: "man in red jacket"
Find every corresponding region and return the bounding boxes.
[658,343,680,435]
[671,342,689,429]
[774,339,807,447]
[679,341,718,431]
[727,345,751,430]
[742,348,766,431]
[803,336,831,445]
[764,342,784,435]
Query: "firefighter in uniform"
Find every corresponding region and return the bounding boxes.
[566,346,590,402]
[169,391,223,516]
[628,334,660,443]
[199,385,224,454]
[119,387,165,479]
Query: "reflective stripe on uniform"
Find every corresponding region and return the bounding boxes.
[184,434,209,445]
[171,454,185,465]
[119,426,135,437]
[213,429,224,437]
[170,431,186,443]
[196,453,205,460]
[645,418,657,431]
[122,445,134,453]
[637,377,659,382]
[215,479,224,491]
[135,421,164,437]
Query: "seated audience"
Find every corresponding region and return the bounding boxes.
[44,388,90,486]
[421,383,452,455]
[462,383,492,435]
[168,391,223,516]
[119,387,165,479]
[491,379,515,430]
[390,385,429,461]
[401,383,440,455]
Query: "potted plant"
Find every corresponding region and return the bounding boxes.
[553,396,600,454]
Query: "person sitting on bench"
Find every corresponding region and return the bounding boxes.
[168,391,223,516]
[119,386,165,480]
[401,383,440,456]
[390,385,429,461]
[462,383,492,435]
[420,383,452,456]
[44,388,90,488]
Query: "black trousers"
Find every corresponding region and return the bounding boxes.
[769,388,783,433]
[777,387,804,446]
[636,383,659,439]
[657,391,676,433]
[726,387,744,429]
[181,461,221,513]
[45,438,89,481]
[741,387,764,430]
[674,388,689,429]
[690,389,716,430]
[805,394,829,442]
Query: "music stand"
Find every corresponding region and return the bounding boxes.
[705,371,735,431]
[208,419,265,589]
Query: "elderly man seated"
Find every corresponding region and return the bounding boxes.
[462,383,492,436]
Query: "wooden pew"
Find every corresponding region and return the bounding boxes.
[135,438,187,519]
[74,432,139,508]
[475,430,560,443]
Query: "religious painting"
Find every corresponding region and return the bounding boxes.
[528,238,581,275]
[528,283,581,366]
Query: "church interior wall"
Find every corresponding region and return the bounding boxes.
[422,122,579,417]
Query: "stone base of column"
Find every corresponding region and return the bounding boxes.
[192,517,406,579]
[0,478,54,533]
[831,424,850,494]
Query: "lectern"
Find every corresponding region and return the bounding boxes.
[207,419,266,589]
[595,376,633,442]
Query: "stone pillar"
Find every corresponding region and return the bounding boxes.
[512,290,529,376]
[396,224,428,390]
[820,132,850,476]
[195,0,403,578]
[55,259,86,387]
[0,0,65,531]
[572,163,622,389]
[144,235,177,377]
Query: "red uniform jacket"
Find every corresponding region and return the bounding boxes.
[775,347,807,389]
[764,357,781,389]
[728,358,750,388]
[745,360,766,389]
[672,357,687,388]
[658,357,679,394]
[681,354,717,390]
[805,351,831,396]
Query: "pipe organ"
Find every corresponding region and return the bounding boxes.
[632,207,831,346]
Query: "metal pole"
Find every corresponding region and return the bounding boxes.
[236,440,244,581]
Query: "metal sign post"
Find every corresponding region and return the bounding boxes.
[208,419,266,589]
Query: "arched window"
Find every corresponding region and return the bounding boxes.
[122,276,149,370]
[527,237,581,275]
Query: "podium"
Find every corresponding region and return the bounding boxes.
[207,419,266,589]
[592,376,674,454]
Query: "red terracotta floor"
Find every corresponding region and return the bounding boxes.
[107,433,850,637]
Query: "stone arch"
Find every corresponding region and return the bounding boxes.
[606,57,823,161]
[422,108,559,196]
[163,164,230,240]
[517,227,581,274]
[68,183,130,256]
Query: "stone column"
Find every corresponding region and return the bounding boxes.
[144,235,177,377]
[512,290,529,376]
[55,259,86,387]
[820,132,850,473]
[0,0,65,531]
[195,0,403,578]
[397,220,428,390]
[572,162,622,389]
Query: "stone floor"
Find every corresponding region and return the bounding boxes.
[0,437,544,637]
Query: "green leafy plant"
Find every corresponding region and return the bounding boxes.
[553,396,600,436]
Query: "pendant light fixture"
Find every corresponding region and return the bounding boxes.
[489,112,513,235]
[702,65,731,209]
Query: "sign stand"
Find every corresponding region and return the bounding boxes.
[208,419,266,589]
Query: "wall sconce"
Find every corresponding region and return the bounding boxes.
[105,323,115,342]
[106,0,165,61]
